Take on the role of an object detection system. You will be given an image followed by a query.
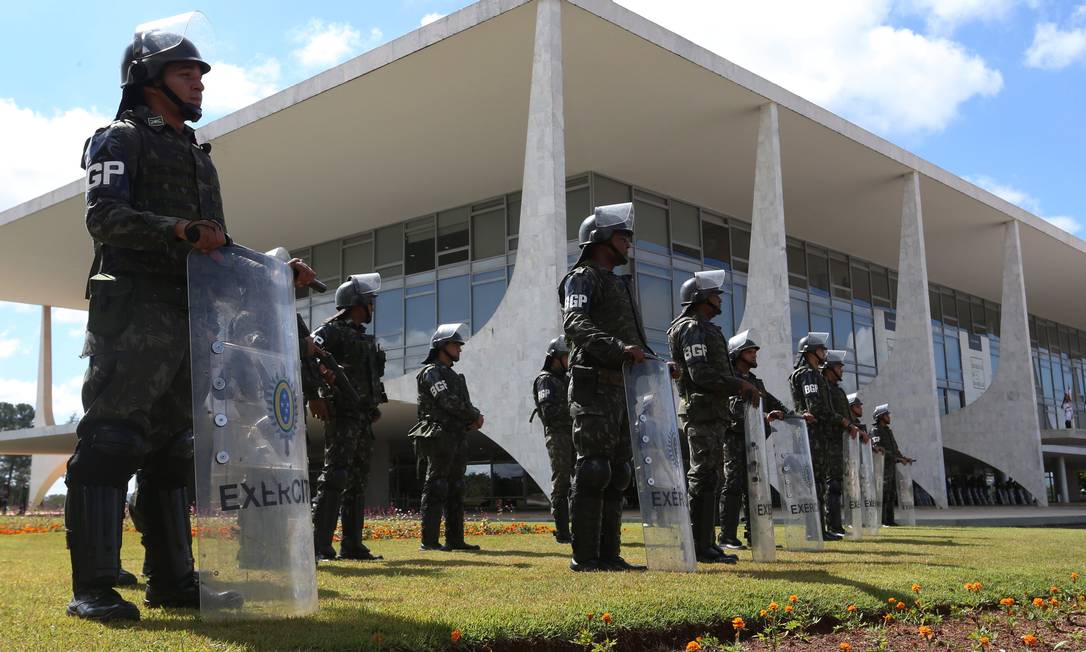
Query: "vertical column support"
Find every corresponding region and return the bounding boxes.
[1057,456,1069,504]
[34,305,55,428]
[941,221,1048,506]
[863,172,948,507]
[738,102,793,407]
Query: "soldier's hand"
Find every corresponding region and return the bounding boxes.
[848,424,860,439]
[873,445,885,454]
[667,361,680,379]
[288,259,317,288]
[802,411,815,424]
[740,380,760,408]
[860,431,870,444]
[176,219,227,253]
[308,398,329,421]
[766,410,784,422]
[624,345,646,364]
[318,363,335,386]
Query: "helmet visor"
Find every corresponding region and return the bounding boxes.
[694,269,728,292]
[349,273,381,296]
[727,327,759,354]
[824,349,847,365]
[133,11,214,64]
[593,202,635,233]
[434,322,469,346]
[806,332,830,349]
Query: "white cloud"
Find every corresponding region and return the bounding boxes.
[1,301,35,314]
[616,0,1003,136]
[200,58,283,116]
[967,174,1082,235]
[902,0,1021,34]
[52,308,87,325]
[421,13,446,27]
[292,20,380,70]
[1024,6,1086,70]
[0,374,83,421]
[0,99,110,212]
[0,332,21,359]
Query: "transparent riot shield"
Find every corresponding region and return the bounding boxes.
[188,245,318,619]
[865,448,885,537]
[744,404,776,562]
[842,433,863,541]
[623,358,696,572]
[769,417,823,551]
[860,441,878,535]
[896,463,917,526]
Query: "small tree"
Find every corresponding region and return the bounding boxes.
[0,402,36,513]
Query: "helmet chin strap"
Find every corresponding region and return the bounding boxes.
[606,241,628,266]
[158,82,202,122]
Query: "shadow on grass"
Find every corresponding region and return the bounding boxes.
[740,568,891,602]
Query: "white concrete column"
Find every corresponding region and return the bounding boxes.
[28,455,68,510]
[941,221,1048,506]
[861,172,948,507]
[1056,456,1069,504]
[738,102,793,409]
[34,305,55,428]
[382,0,566,496]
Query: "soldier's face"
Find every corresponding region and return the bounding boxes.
[351,303,373,324]
[883,414,893,425]
[609,231,632,264]
[851,404,863,418]
[162,62,204,108]
[741,348,758,368]
[815,346,828,362]
[558,353,569,369]
[706,292,723,317]
[444,342,462,362]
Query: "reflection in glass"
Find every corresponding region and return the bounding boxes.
[375,288,404,348]
[405,292,436,346]
[790,297,809,351]
[405,223,435,274]
[438,275,470,325]
[832,307,854,355]
[566,186,589,240]
[634,200,668,254]
[472,210,505,260]
[637,272,673,335]
[343,242,374,277]
[472,279,506,333]
[854,313,876,367]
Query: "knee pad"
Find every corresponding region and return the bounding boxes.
[67,421,147,486]
[607,460,632,493]
[574,456,611,493]
[427,478,450,501]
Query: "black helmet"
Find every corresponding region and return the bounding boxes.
[680,270,728,306]
[847,392,862,408]
[542,336,569,370]
[577,203,634,249]
[424,322,469,364]
[727,328,758,360]
[119,13,211,122]
[797,332,830,354]
[335,273,381,309]
[873,403,891,421]
[819,349,847,371]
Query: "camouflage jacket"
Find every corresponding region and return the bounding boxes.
[311,318,387,414]
[533,369,572,430]
[789,362,839,435]
[828,381,851,437]
[414,362,481,434]
[82,105,225,283]
[727,370,789,436]
[870,424,901,459]
[558,262,649,371]
[667,313,744,422]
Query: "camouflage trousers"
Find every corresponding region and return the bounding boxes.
[570,382,632,462]
[683,421,725,499]
[545,425,575,512]
[316,408,375,503]
[719,429,748,497]
[883,459,899,522]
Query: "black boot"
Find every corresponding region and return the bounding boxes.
[442,483,479,551]
[419,485,445,551]
[690,492,731,564]
[338,495,382,560]
[116,568,139,587]
[139,486,242,610]
[718,494,746,550]
[827,490,845,536]
[553,495,572,544]
[311,489,342,561]
[569,488,604,571]
[65,484,140,622]
[599,468,645,572]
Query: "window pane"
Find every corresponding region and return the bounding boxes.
[671,201,700,257]
[855,312,876,368]
[731,227,750,264]
[790,297,809,352]
[811,306,832,338]
[566,186,589,240]
[405,292,436,346]
[832,307,854,356]
[472,210,505,260]
[472,280,506,332]
[405,226,435,274]
[633,200,668,254]
[637,273,673,335]
[438,249,469,266]
[672,269,693,318]
[438,207,469,254]
[871,267,891,306]
[808,250,829,294]
[438,275,470,326]
[702,220,731,268]
[312,241,341,282]
[851,265,870,304]
[830,257,850,289]
[933,330,947,380]
[732,278,747,328]
[374,288,404,348]
[787,243,807,288]
[507,193,521,237]
[594,175,630,206]
[375,224,403,267]
[945,329,963,382]
[343,242,373,276]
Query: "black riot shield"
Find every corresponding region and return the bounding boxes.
[188,245,318,619]
[769,417,823,551]
[744,404,776,562]
[623,358,697,572]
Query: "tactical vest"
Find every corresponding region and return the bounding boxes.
[559,264,648,370]
[668,315,732,422]
[314,319,387,411]
[532,370,572,429]
[416,363,473,431]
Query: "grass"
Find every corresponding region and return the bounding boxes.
[0,518,1083,651]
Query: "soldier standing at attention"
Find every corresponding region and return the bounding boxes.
[870,404,913,526]
[66,18,314,621]
[532,337,575,544]
[789,333,844,542]
[821,350,861,537]
[412,324,485,551]
[667,272,759,564]
[718,330,787,551]
[310,274,387,561]
[559,203,649,572]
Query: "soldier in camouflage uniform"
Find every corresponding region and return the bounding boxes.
[560,203,652,573]
[668,272,758,564]
[870,404,913,526]
[719,330,788,550]
[410,323,485,551]
[65,23,315,621]
[532,337,575,544]
[310,274,387,561]
[821,349,861,537]
[789,333,847,542]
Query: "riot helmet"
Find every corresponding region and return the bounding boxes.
[542,336,569,370]
[425,322,469,364]
[574,203,635,266]
[680,270,728,306]
[847,392,863,408]
[819,349,847,371]
[727,328,759,361]
[119,12,212,121]
[335,273,381,309]
[873,403,891,421]
[798,332,830,354]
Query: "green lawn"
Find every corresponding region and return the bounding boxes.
[0,520,1082,651]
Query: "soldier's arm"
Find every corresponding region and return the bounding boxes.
[421,368,481,424]
[677,322,744,396]
[562,272,628,368]
[535,375,567,425]
[808,377,838,425]
[83,123,189,250]
[762,387,790,416]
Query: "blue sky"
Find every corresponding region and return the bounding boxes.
[1,1,1084,473]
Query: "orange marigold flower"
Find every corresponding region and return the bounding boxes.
[1049,585,1060,594]
[1049,597,1059,606]
[918,625,934,640]
[896,601,907,610]
[789,594,799,603]
[979,635,991,647]
[732,616,746,631]
[839,643,851,651]
[1072,572,1080,582]
[1032,597,1045,607]
[450,629,462,643]
[372,633,384,643]
[846,604,858,613]
[686,642,702,652]
[601,612,613,624]
[785,605,794,613]
[883,613,894,622]
[1022,634,1039,647]
[759,609,768,618]
[888,597,897,604]
[768,601,779,611]
[1000,597,1015,607]
[912,583,922,593]
[586,613,594,621]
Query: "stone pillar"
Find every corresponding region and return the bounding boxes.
[941,221,1048,506]
[738,102,792,409]
[34,306,55,428]
[1056,456,1069,504]
[861,172,948,507]
[381,0,566,496]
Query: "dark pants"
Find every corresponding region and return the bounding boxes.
[545,426,575,535]
[418,431,470,545]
